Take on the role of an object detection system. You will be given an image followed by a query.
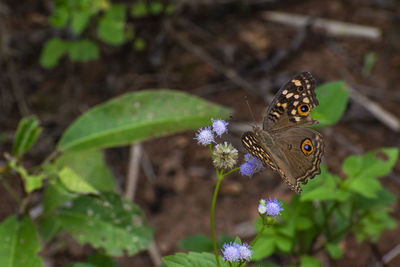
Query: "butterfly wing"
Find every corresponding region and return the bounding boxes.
[273,127,324,193]
[263,72,318,131]
[241,131,278,171]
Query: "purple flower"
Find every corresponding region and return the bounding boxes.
[212,118,229,136]
[221,242,253,262]
[240,154,265,177]
[238,243,252,261]
[265,198,283,216]
[221,242,240,262]
[194,127,214,146]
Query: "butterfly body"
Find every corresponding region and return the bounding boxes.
[241,72,324,193]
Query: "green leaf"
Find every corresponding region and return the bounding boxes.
[40,38,69,68]
[300,255,321,267]
[57,193,153,256]
[12,115,42,157]
[343,148,399,179]
[25,174,45,193]
[163,252,229,267]
[98,5,126,45]
[311,81,349,128]
[71,11,91,35]
[325,243,343,259]
[179,234,213,252]
[54,150,115,192]
[39,215,62,243]
[275,235,292,253]
[346,175,382,198]
[150,1,163,14]
[58,167,99,194]
[57,90,232,152]
[131,1,148,18]
[252,236,275,261]
[68,39,99,62]
[49,6,69,28]
[362,51,376,77]
[43,177,78,213]
[0,216,43,267]
[134,38,146,51]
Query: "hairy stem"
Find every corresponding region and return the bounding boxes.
[211,172,223,267]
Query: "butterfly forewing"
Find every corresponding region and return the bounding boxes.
[263,72,318,131]
[241,131,277,171]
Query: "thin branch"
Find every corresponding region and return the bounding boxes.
[262,11,381,40]
[124,143,142,201]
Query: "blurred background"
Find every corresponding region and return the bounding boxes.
[0,0,399,266]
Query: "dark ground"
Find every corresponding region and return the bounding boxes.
[0,0,400,266]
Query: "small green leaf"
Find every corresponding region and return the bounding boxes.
[134,38,146,51]
[179,234,213,252]
[131,1,148,18]
[12,115,42,157]
[0,216,43,267]
[301,166,339,201]
[300,255,321,267]
[163,252,229,267]
[150,1,163,14]
[325,243,343,259]
[43,177,78,213]
[57,90,231,152]
[362,51,376,77]
[59,167,99,194]
[71,11,91,35]
[68,39,99,62]
[98,5,126,45]
[311,81,349,128]
[57,193,153,256]
[25,174,45,193]
[345,175,382,198]
[40,38,69,68]
[49,7,69,28]
[54,150,115,192]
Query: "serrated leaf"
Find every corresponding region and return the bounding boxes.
[325,243,343,259]
[179,234,213,252]
[98,5,126,45]
[54,150,115,192]
[163,252,229,267]
[40,38,69,68]
[57,90,232,152]
[68,39,99,61]
[300,255,321,267]
[57,193,153,256]
[59,167,99,194]
[0,216,43,267]
[311,81,349,128]
[12,115,42,157]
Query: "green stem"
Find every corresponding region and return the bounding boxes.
[250,223,266,247]
[211,172,223,267]
[222,167,240,177]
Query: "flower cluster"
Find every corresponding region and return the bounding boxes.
[221,242,252,262]
[194,118,229,146]
[258,198,283,216]
[240,153,264,177]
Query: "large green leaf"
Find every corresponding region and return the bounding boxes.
[179,234,213,252]
[0,216,43,267]
[163,252,230,267]
[311,81,349,128]
[57,193,153,256]
[58,90,231,152]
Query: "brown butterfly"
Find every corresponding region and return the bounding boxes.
[241,72,324,193]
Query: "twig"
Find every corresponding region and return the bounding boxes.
[349,86,400,132]
[262,11,381,40]
[382,243,400,265]
[124,143,142,201]
[141,150,157,181]
[147,242,163,266]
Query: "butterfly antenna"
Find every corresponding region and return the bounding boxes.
[244,96,257,127]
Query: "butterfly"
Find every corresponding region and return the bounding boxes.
[241,72,324,193]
